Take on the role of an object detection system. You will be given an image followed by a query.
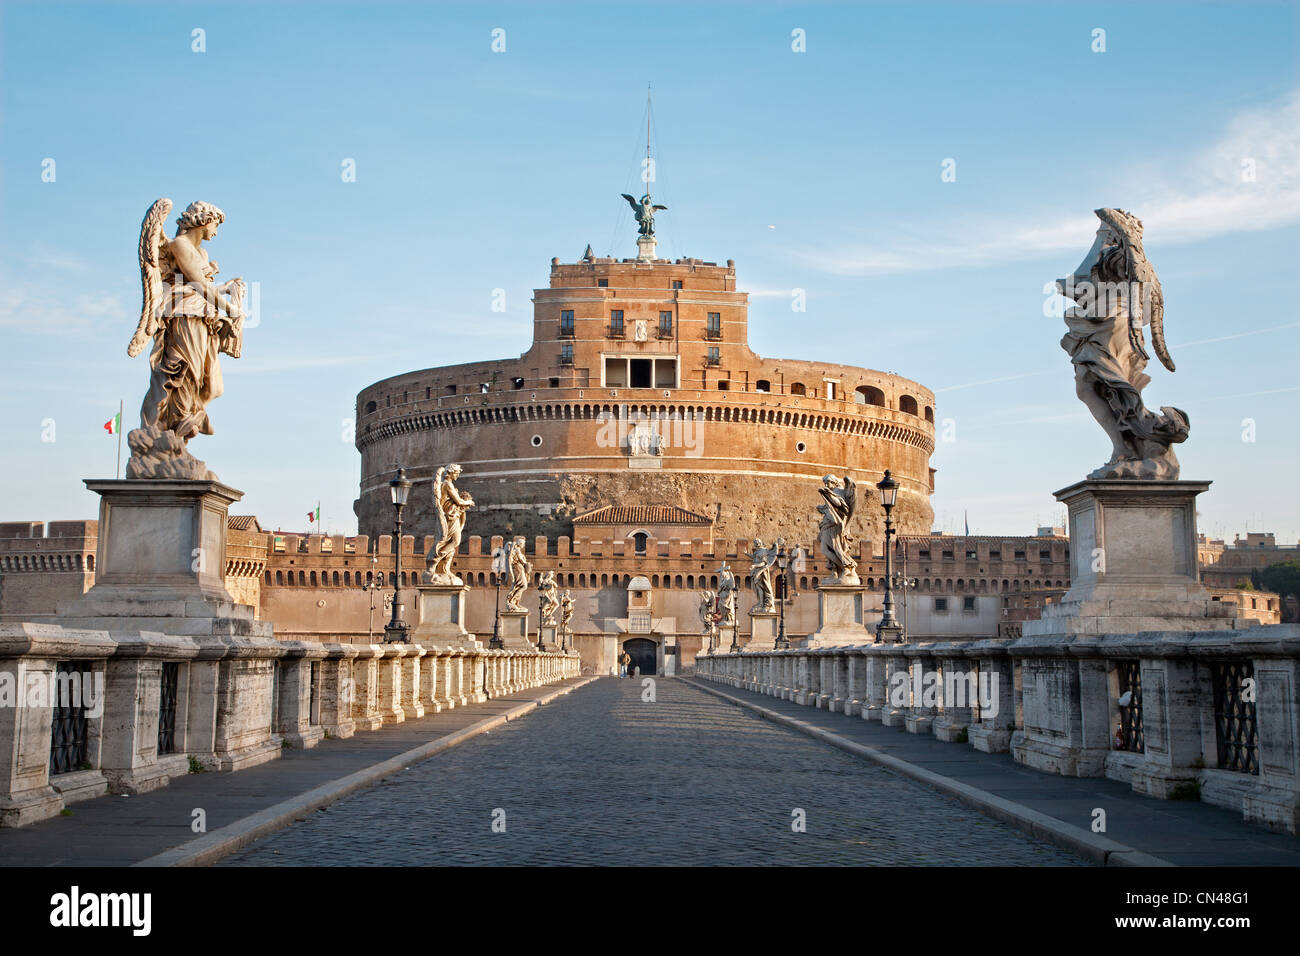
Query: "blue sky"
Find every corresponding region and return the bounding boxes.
[2,1,1297,541]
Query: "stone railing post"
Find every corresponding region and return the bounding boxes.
[401,645,426,719]
[417,645,443,713]
[967,641,1015,752]
[350,644,384,731]
[274,640,327,749]
[376,645,405,725]
[319,643,359,739]
[208,636,286,771]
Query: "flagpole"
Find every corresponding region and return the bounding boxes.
[115,399,123,479]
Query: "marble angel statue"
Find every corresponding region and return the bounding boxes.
[817,475,858,584]
[126,198,246,480]
[1056,208,1188,479]
[424,464,474,585]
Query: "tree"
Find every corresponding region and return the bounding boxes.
[1258,560,1300,604]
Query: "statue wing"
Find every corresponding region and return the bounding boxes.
[620,193,640,214]
[652,204,667,212]
[128,198,172,357]
[842,476,857,521]
[1098,208,1173,373]
[431,466,448,539]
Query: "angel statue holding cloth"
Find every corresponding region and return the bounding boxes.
[126,198,246,480]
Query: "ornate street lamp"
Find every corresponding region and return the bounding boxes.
[489,547,506,649]
[876,469,902,642]
[775,543,791,649]
[383,467,412,643]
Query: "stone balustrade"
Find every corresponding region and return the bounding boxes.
[696,624,1300,835]
[0,622,580,827]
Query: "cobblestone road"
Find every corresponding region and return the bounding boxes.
[223,678,1086,866]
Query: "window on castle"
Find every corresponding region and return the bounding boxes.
[560,344,574,366]
[445,385,457,395]
[658,311,673,337]
[633,532,647,555]
[707,346,721,367]
[963,596,977,611]
[365,401,376,413]
[934,597,948,612]
[755,379,770,392]
[989,550,1001,560]
[966,550,977,560]
[1014,550,1026,560]
[672,280,683,290]
[597,279,608,287]
[706,313,722,338]
[560,311,574,337]
[1039,549,1052,561]
[789,382,806,396]
[609,310,624,336]
[716,379,729,390]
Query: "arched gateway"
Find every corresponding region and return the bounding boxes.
[623,637,658,676]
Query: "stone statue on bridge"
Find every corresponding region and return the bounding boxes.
[126,198,247,481]
[817,475,859,585]
[505,537,530,612]
[538,570,559,625]
[1056,208,1188,479]
[748,539,781,613]
[559,589,574,634]
[715,563,738,627]
[699,589,719,651]
[424,464,474,585]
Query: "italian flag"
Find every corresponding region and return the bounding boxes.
[307,506,320,524]
[103,412,121,435]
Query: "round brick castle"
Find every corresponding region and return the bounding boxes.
[355,249,937,546]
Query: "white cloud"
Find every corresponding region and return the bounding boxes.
[796,90,1300,277]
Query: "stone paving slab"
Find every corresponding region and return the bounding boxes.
[219,677,1088,866]
[0,678,594,867]
[684,678,1300,867]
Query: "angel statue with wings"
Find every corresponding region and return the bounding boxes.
[423,464,474,585]
[559,590,574,634]
[817,475,859,585]
[699,589,719,651]
[538,571,559,626]
[1056,208,1188,479]
[748,538,782,613]
[126,198,246,480]
[505,537,531,612]
[715,563,738,627]
[620,193,667,237]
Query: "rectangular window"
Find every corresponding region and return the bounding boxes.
[989,550,1001,560]
[963,596,977,611]
[560,310,574,336]
[706,312,722,338]
[1039,549,1052,561]
[672,279,683,290]
[609,310,624,336]
[597,278,608,287]
[934,598,948,612]
[559,344,574,365]
[966,550,977,560]
[1014,550,1026,561]
[918,549,931,560]
[658,311,673,337]
[707,346,721,366]
[942,550,954,560]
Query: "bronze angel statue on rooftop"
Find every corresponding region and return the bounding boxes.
[1056,208,1188,479]
[126,198,246,480]
[620,193,667,237]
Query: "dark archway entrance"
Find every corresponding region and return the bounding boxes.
[624,638,657,676]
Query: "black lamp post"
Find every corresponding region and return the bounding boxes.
[876,469,902,642]
[489,547,506,649]
[383,467,412,643]
[775,543,790,649]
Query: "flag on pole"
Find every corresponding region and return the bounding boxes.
[964,510,970,536]
[103,412,121,434]
[307,506,320,524]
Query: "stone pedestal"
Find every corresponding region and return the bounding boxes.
[538,623,559,652]
[746,610,779,652]
[1025,479,1239,639]
[636,234,657,262]
[499,609,532,649]
[719,624,739,654]
[803,584,873,647]
[413,584,480,648]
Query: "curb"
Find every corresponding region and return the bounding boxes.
[134,676,601,867]
[681,678,1172,868]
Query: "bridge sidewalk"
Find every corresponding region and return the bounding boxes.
[682,678,1300,867]
[0,676,596,867]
